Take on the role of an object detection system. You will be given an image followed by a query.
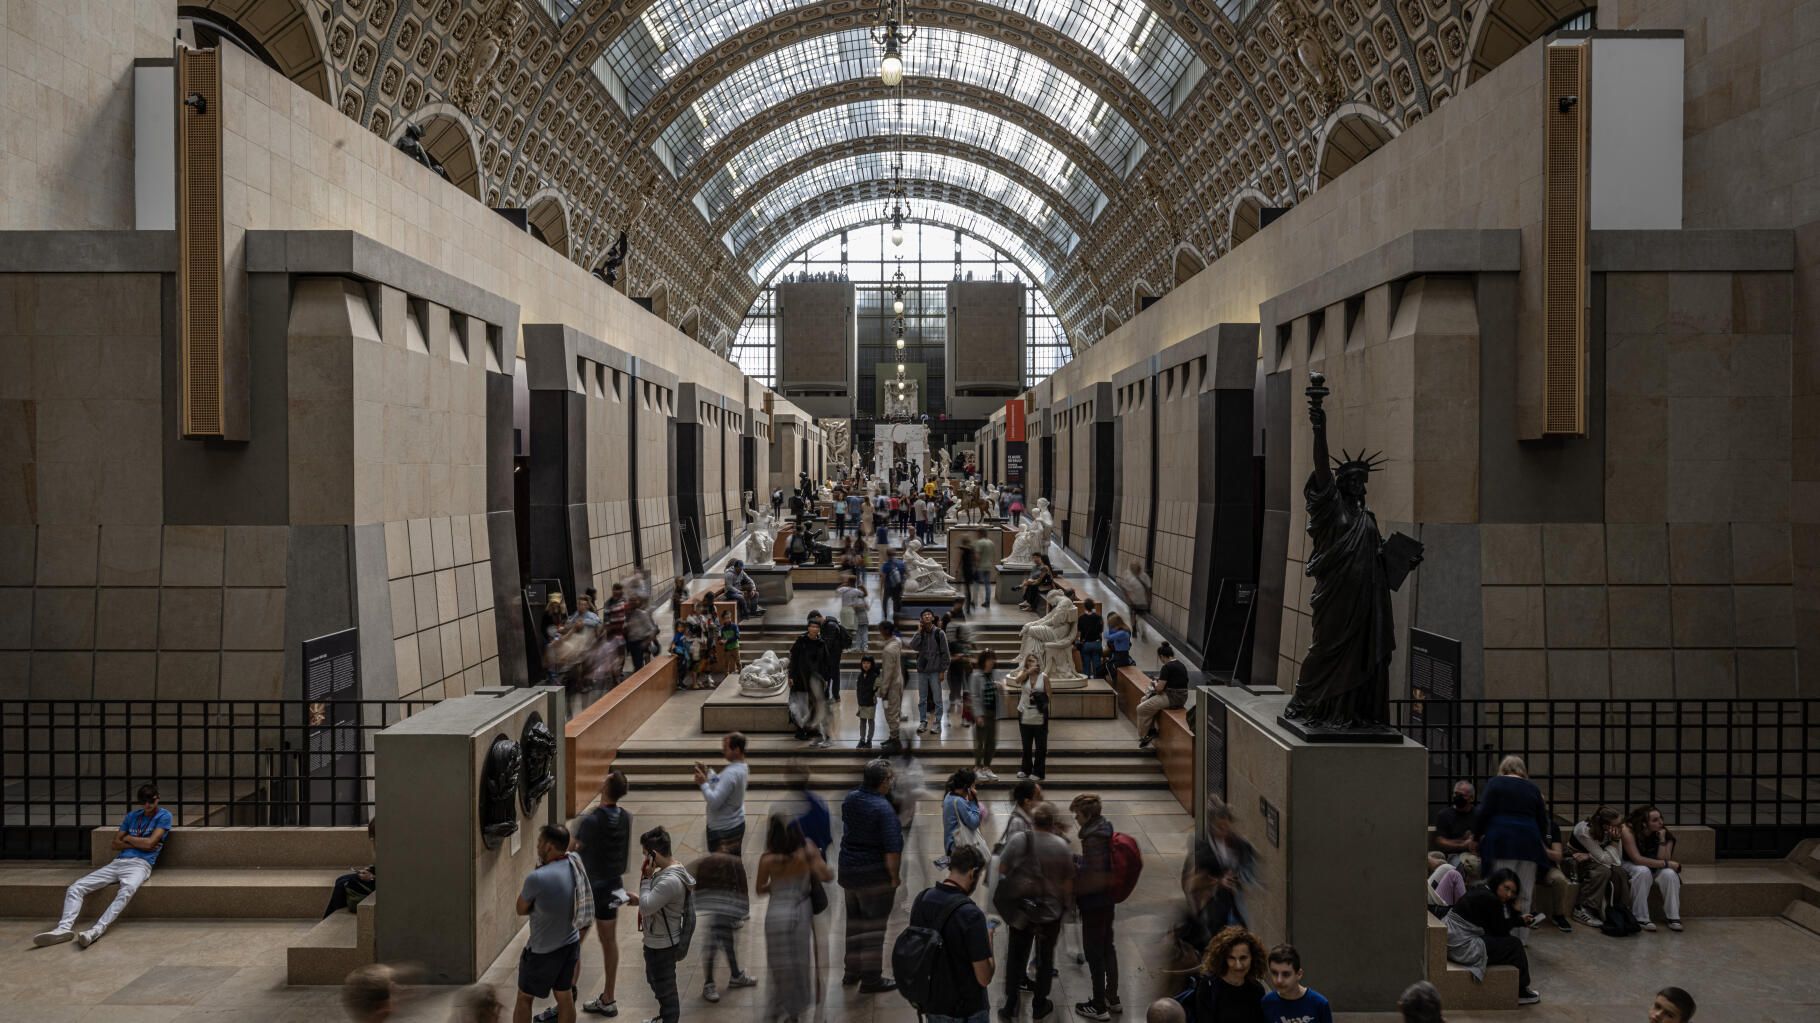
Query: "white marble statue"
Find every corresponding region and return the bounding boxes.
[1011,590,1089,690]
[1002,496,1054,568]
[737,650,788,698]
[744,498,776,566]
[901,538,960,599]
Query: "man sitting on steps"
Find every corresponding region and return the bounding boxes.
[34,782,171,949]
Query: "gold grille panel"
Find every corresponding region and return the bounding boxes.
[177,47,224,438]
[1542,42,1589,437]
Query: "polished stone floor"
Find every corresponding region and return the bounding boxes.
[6,537,1818,1021]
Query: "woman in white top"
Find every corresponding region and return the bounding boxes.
[835,573,869,653]
[1010,654,1050,780]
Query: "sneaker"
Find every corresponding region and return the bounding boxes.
[1667,919,1683,932]
[1107,998,1124,1015]
[703,982,720,1003]
[729,972,757,988]
[535,1009,559,1023]
[1552,914,1572,933]
[978,768,999,782]
[1016,771,1028,779]
[1640,920,1658,932]
[581,996,618,1016]
[75,926,102,948]
[841,974,861,987]
[1572,907,1602,927]
[916,722,928,735]
[31,929,74,947]
[1518,988,1541,1005]
[1075,1002,1112,1021]
[1033,999,1056,1020]
[1137,736,1154,749]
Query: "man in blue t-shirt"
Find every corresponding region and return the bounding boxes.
[1261,944,1334,1023]
[35,783,172,948]
[838,759,904,992]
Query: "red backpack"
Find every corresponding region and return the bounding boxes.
[1108,831,1143,904]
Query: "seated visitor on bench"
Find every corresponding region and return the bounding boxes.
[34,783,171,949]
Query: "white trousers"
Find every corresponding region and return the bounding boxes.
[59,858,153,932]
[1622,862,1682,923]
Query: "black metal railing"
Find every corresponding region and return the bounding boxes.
[1392,698,1820,858]
[1,698,430,859]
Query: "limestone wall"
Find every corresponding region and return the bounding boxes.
[584,360,637,603]
[1152,356,1207,641]
[633,377,678,594]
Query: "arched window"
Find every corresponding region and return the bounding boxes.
[1316,105,1400,189]
[178,2,333,102]
[525,193,570,258]
[1468,2,1597,83]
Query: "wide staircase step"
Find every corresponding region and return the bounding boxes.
[288,894,378,985]
[611,746,1168,792]
[0,864,341,920]
[1424,913,1519,1009]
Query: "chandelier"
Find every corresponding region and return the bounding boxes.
[871,0,915,86]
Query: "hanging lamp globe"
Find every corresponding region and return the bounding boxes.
[880,31,904,85]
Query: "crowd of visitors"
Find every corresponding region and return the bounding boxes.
[1426,757,1694,1009]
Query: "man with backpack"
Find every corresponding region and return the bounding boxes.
[895,843,995,1023]
[636,826,695,1023]
[992,802,1075,1022]
[1070,793,1139,1021]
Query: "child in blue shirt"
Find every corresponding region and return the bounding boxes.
[1261,944,1333,1023]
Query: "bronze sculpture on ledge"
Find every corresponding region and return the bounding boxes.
[1280,371,1423,741]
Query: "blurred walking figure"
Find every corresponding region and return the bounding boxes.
[757,813,832,1021]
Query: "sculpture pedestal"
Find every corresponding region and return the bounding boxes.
[746,564,794,604]
[1205,687,1425,1009]
[375,687,563,984]
[995,563,1032,604]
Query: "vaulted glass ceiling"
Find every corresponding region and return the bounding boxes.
[596,0,1201,118]
[693,99,1108,225]
[748,198,1056,285]
[654,28,1141,179]
[721,151,1079,254]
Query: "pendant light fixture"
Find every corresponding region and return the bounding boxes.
[871,0,914,86]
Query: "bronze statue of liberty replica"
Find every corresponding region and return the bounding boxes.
[1280,372,1423,740]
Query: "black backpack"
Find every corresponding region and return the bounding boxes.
[1602,903,1642,937]
[893,889,969,1013]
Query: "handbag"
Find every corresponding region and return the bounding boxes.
[809,873,829,915]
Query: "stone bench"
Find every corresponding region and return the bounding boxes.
[564,654,678,816]
[86,825,369,869]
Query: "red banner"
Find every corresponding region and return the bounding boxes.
[1005,399,1026,442]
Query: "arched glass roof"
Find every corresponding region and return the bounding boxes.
[654,28,1140,179]
[723,151,1078,254]
[694,99,1107,224]
[598,0,1200,118]
[748,198,1056,284]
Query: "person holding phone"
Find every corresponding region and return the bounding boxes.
[636,827,695,1023]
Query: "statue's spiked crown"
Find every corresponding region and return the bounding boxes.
[1332,449,1387,477]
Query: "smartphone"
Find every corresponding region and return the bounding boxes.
[608,887,629,908]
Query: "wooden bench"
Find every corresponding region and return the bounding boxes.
[564,654,677,816]
[1114,666,1193,811]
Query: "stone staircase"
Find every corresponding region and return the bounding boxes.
[288,892,378,985]
[609,739,1170,794]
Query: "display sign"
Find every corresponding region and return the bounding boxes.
[1004,440,1027,488]
[1005,399,1026,442]
[302,627,361,825]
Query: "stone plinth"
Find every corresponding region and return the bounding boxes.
[995,563,1032,604]
[701,678,795,733]
[747,564,795,603]
[1205,687,1425,1009]
[375,687,562,984]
